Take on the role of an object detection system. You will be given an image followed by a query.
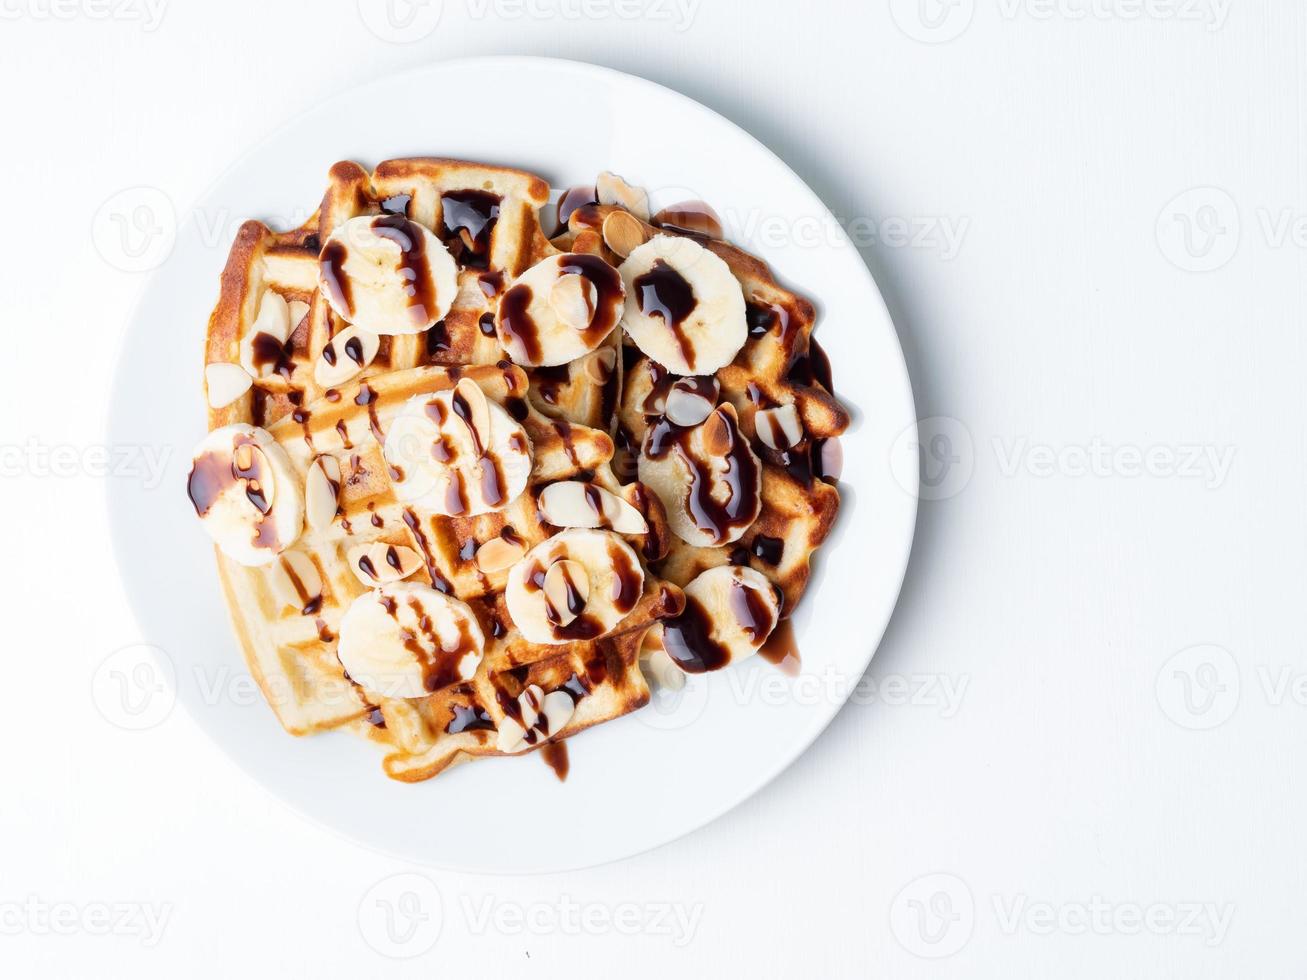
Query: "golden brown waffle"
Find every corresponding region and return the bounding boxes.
[200,158,683,781]
[215,362,682,779]
[205,159,547,427]
[192,158,848,782]
[580,202,851,615]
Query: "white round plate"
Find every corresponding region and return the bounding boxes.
[107,57,917,873]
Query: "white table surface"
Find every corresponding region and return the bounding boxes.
[2,1,1301,976]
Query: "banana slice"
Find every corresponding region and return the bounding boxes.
[497,687,577,753]
[638,403,762,547]
[619,235,746,375]
[187,424,303,566]
[382,378,533,517]
[505,529,644,645]
[495,252,625,367]
[238,290,291,378]
[337,582,485,699]
[658,565,780,674]
[318,214,458,336]
[314,324,380,387]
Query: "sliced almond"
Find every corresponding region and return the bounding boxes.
[238,291,291,379]
[205,362,253,409]
[252,290,291,340]
[495,716,527,753]
[701,404,737,457]
[602,491,649,534]
[572,230,603,255]
[583,346,617,386]
[288,300,310,329]
[538,481,649,534]
[596,171,651,221]
[347,542,422,585]
[653,201,724,239]
[271,551,323,614]
[451,377,491,454]
[520,684,543,723]
[475,534,527,574]
[543,559,589,627]
[232,441,274,510]
[602,209,651,259]
[315,325,380,387]
[534,690,575,738]
[665,378,718,427]
[642,645,687,692]
[819,437,844,481]
[305,455,341,531]
[755,403,804,451]
[538,481,602,528]
[496,684,544,752]
[549,273,598,330]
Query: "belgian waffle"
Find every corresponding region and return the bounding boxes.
[594,205,850,615]
[188,159,848,782]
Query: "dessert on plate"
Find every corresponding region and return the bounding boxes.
[187,157,848,782]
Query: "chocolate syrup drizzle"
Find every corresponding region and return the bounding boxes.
[187,433,280,551]
[440,190,501,268]
[446,702,495,735]
[319,240,352,316]
[661,596,728,673]
[644,407,761,546]
[652,200,723,240]
[555,184,597,235]
[497,253,623,364]
[633,260,697,368]
[662,579,779,675]
[370,214,437,328]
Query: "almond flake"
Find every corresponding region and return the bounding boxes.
[755,404,804,451]
[572,230,603,255]
[601,209,651,259]
[452,377,491,453]
[272,551,323,614]
[496,684,544,752]
[238,292,291,379]
[251,290,291,341]
[583,346,617,386]
[534,690,575,737]
[538,481,648,534]
[347,542,422,585]
[315,325,379,387]
[543,559,589,627]
[205,363,253,409]
[549,272,598,329]
[642,645,687,692]
[305,455,341,531]
[701,404,736,457]
[288,300,310,329]
[602,491,649,534]
[475,534,527,574]
[665,379,717,427]
[596,171,651,221]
